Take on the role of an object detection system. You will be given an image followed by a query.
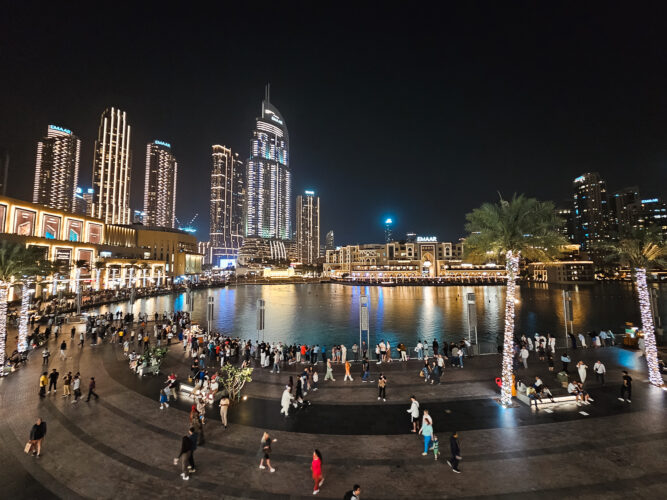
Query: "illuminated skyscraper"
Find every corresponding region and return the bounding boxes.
[92,107,131,224]
[143,140,177,228]
[209,145,245,267]
[384,218,393,243]
[572,172,608,250]
[33,125,80,212]
[325,230,335,251]
[245,85,291,240]
[296,190,320,264]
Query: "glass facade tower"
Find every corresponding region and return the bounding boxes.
[143,140,177,228]
[33,125,80,212]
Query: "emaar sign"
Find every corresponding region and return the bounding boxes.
[416,236,437,243]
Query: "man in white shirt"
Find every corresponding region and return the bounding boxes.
[593,360,606,385]
[416,341,424,360]
[520,347,529,369]
[407,396,420,432]
[578,333,587,348]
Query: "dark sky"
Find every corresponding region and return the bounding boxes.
[2,2,667,245]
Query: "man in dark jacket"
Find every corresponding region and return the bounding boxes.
[29,418,47,457]
[47,369,59,394]
[178,428,194,480]
[447,431,461,473]
[343,485,361,500]
[188,426,199,472]
[86,377,99,401]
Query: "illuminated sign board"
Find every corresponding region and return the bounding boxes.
[417,236,437,242]
[49,125,72,135]
[574,176,585,183]
[154,140,171,148]
[642,198,658,203]
[304,190,315,195]
[270,115,283,125]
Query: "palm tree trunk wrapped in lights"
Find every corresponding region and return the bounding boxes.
[0,285,7,370]
[635,268,662,386]
[18,283,31,353]
[501,251,520,405]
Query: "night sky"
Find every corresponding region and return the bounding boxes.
[1,2,666,245]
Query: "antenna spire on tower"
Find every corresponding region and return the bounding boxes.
[265,83,270,103]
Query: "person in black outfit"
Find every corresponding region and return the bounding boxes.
[447,431,462,473]
[29,418,47,457]
[432,339,439,356]
[343,485,362,500]
[86,377,99,401]
[178,428,194,480]
[47,369,59,394]
[188,426,198,472]
[619,370,632,402]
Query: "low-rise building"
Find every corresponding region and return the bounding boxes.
[528,261,595,284]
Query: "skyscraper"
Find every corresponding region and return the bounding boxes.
[572,172,608,250]
[384,218,393,243]
[92,107,131,225]
[325,230,335,251]
[296,190,320,264]
[245,85,291,240]
[143,140,177,228]
[33,125,80,212]
[609,186,640,234]
[210,145,245,267]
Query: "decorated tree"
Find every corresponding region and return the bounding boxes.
[465,194,566,406]
[218,364,253,402]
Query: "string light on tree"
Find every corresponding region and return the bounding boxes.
[501,250,520,406]
[17,283,31,353]
[635,268,663,387]
[0,286,7,373]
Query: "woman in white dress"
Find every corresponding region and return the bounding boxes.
[577,361,588,384]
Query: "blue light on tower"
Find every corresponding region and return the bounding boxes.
[384,217,393,243]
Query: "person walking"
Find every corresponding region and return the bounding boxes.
[177,428,194,480]
[71,373,81,403]
[324,358,335,382]
[42,348,50,365]
[258,432,277,472]
[619,370,632,403]
[39,372,48,398]
[561,352,571,372]
[377,373,387,401]
[59,340,67,360]
[519,347,529,369]
[281,386,294,417]
[407,396,420,432]
[361,357,370,382]
[311,449,324,495]
[577,361,588,385]
[419,418,434,456]
[27,418,47,457]
[343,485,362,500]
[86,377,99,401]
[159,389,169,410]
[344,360,353,381]
[79,331,84,348]
[219,395,230,428]
[62,371,72,397]
[447,431,462,473]
[593,360,606,385]
[47,368,59,394]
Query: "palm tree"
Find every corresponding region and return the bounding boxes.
[602,230,665,386]
[465,194,566,406]
[16,247,47,352]
[94,260,106,291]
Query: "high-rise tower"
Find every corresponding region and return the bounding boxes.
[296,190,320,264]
[245,85,291,240]
[143,140,177,228]
[92,107,131,224]
[210,145,245,267]
[33,125,80,212]
[572,172,608,250]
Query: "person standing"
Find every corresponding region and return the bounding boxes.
[343,485,362,500]
[177,428,194,480]
[79,331,84,348]
[519,347,529,369]
[159,389,169,410]
[27,418,47,457]
[361,357,370,382]
[62,371,72,397]
[619,370,632,403]
[419,418,433,456]
[219,395,230,428]
[407,396,420,432]
[311,449,324,495]
[58,340,67,360]
[352,343,359,362]
[47,368,59,394]
[377,373,387,401]
[447,431,462,473]
[344,360,353,382]
[71,373,81,403]
[324,358,335,382]
[86,377,99,401]
[258,432,277,472]
[577,361,588,385]
[42,348,50,365]
[39,372,48,398]
[561,352,571,373]
[281,385,294,417]
[593,360,606,385]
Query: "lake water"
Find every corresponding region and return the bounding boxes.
[89,282,666,348]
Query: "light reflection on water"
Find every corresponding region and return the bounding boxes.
[90,283,666,347]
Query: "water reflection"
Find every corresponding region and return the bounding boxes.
[89,283,666,348]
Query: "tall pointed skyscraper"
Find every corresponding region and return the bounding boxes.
[92,107,131,224]
[245,85,291,240]
[33,124,80,212]
[143,140,177,228]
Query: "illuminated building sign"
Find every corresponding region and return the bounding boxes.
[304,190,315,195]
[54,247,72,262]
[270,115,283,125]
[49,125,72,135]
[642,198,658,203]
[574,176,585,183]
[385,218,393,224]
[417,236,437,242]
[154,140,171,148]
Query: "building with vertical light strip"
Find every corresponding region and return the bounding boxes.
[33,125,80,212]
[296,190,320,264]
[245,85,291,240]
[92,107,131,225]
[209,145,245,267]
[143,140,177,228]
[572,172,608,250]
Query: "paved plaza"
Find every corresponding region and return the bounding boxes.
[1,329,666,499]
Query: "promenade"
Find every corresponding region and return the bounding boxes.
[1,330,666,499]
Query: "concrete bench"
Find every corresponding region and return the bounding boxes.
[517,391,577,408]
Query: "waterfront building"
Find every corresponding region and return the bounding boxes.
[556,207,576,242]
[237,236,297,267]
[572,172,609,250]
[33,125,81,212]
[92,107,131,225]
[629,197,667,237]
[296,190,320,264]
[528,261,595,284]
[245,85,291,240]
[143,140,177,228]
[609,186,640,235]
[325,230,335,252]
[210,145,245,267]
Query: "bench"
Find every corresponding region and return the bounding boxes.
[515,382,578,408]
